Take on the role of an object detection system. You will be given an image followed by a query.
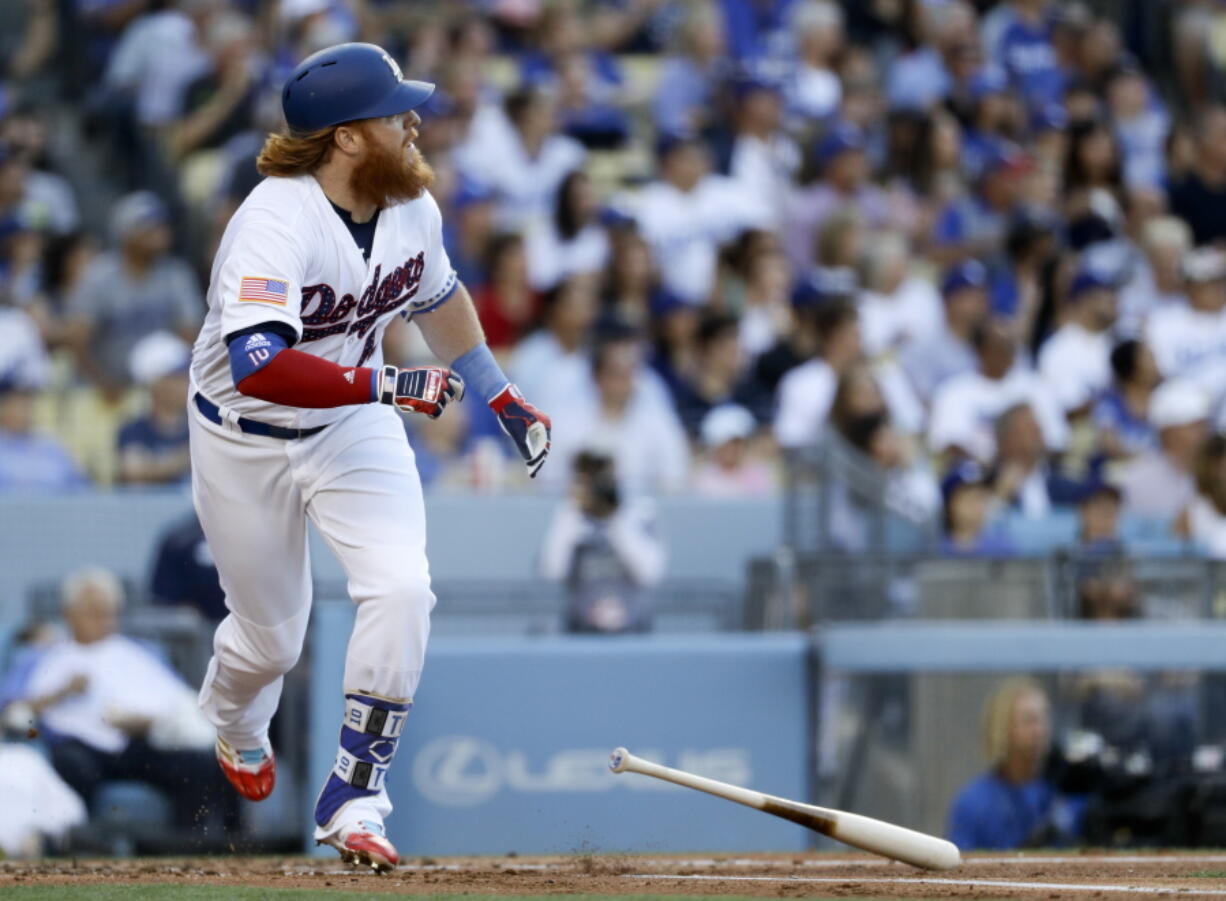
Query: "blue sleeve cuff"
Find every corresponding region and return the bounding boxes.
[451,342,510,404]
[405,270,459,319]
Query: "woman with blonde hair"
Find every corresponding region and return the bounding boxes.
[947,678,1082,849]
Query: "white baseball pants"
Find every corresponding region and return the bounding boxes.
[188,401,436,750]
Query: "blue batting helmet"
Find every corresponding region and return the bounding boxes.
[282,43,435,133]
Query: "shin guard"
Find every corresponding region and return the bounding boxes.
[314,693,411,831]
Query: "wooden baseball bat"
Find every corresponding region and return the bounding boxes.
[608,747,961,871]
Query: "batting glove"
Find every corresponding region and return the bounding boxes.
[378,365,464,419]
[490,383,551,478]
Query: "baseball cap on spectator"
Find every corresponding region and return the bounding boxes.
[814,121,865,169]
[941,459,988,503]
[129,331,191,386]
[655,128,702,161]
[968,67,1009,102]
[1182,247,1226,284]
[731,70,784,100]
[110,191,168,244]
[701,404,757,449]
[649,289,692,318]
[941,259,988,298]
[1149,379,1210,430]
[1068,269,1114,300]
[792,265,858,308]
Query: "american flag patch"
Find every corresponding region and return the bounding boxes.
[238,276,289,305]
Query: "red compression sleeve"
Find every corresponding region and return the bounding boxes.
[236,348,375,408]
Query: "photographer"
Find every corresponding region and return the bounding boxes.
[540,451,665,634]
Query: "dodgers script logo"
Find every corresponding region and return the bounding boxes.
[300,252,426,364]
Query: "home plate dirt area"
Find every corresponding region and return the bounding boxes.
[6,852,1226,899]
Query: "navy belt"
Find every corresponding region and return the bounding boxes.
[194,392,328,441]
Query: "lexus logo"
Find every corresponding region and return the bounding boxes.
[413,736,502,806]
[412,738,752,808]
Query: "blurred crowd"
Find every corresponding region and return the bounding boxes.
[6,0,1226,556]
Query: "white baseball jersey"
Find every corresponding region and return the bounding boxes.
[1145,302,1226,393]
[1037,322,1112,413]
[632,176,771,304]
[190,174,457,429]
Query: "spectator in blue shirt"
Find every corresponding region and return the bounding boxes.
[116,330,191,485]
[653,3,728,134]
[519,4,629,148]
[960,68,1017,180]
[993,0,1066,112]
[938,460,1014,557]
[933,145,1030,266]
[0,374,86,493]
[948,678,1082,849]
[1092,339,1160,462]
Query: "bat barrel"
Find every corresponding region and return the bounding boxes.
[828,811,962,871]
[609,747,961,871]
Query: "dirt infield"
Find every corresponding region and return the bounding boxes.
[7,851,1226,899]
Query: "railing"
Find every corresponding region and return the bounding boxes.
[745,553,1226,629]
[782,434,939,557]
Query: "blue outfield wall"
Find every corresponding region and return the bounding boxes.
[308,602,812,856]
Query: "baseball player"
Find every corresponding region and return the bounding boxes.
[187,43,551,872]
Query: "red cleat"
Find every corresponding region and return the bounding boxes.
[321,820,399,874]
[215,736,276,801]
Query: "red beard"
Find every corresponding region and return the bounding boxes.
[348,123,435,210]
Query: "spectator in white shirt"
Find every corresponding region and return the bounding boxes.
[1145,247,1226,396]
[784,0,844,124]
[989,403,1057,519]
[774,299,863,448]
[1038,269,1118,415]
[525,169,610,291]
[1117,215,1190,336]
[902,260,991,402]
[728,73,800,229]
[454,84,586,231]
[633,131,771,304]
[928,320,1069,463]
[1119,379,1210,524]
[692,403,776,498]
[546,329,691,496]
[509,272,599,409]
[858,232,944,358]
[24,568,235,835]
[738,242,794,361]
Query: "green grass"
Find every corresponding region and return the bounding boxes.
[1188,870,1226,878]
[0,891,857,901]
